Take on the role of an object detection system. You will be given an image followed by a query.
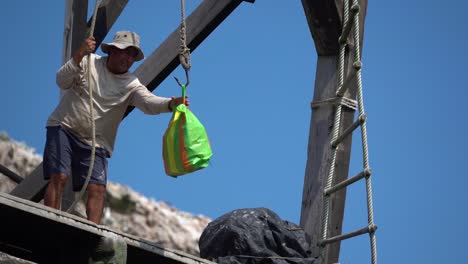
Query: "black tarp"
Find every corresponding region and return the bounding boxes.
[199,208,316,264]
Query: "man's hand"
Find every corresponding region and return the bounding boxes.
[169,96,189,111]
[73,37,96,64]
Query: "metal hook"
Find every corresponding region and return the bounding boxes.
[175,43,191,88]
[174,68,190,88]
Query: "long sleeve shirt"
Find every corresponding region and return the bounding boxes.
[46,54,172,156]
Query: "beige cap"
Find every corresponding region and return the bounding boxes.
[101,31,144,61]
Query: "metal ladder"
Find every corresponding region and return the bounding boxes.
[318,0,378,263]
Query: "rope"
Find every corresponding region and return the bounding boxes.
[318,0,350,256]
[219,255,317,261]
[66,0,100,213]
[311,97,357,110]
[350,0,378,261]
[175,0,191,88]
[318,0,378,263]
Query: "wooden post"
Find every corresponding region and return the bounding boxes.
[60,0,89,212]
[299,0,367,263]
[62,0,88,64]
[61,0,130,211]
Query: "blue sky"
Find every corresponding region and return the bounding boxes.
[1,1,467,263]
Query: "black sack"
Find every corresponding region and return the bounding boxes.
[199,208,316,264]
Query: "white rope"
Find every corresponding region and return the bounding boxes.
[349,0,378,261]
[66,0,100,213]
[318,0,378,263]
[175,0,191,88]
[179,0,191,71]
[311,97,357,110]
[220,255,317,261]
[319,0,350,257]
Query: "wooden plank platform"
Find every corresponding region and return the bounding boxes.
[0,192,214,264]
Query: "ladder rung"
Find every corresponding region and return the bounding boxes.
[336,61,362,97]
[338,3,360,44]
[324,168,371,196]
[319,224,377,246]
[332,114,366,148]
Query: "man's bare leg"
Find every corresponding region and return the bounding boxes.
[86,183,106,224]
[44,173,68,209]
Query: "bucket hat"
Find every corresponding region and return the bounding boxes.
[101,31,144,61]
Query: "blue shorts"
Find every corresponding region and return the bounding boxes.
[43,126,109,191]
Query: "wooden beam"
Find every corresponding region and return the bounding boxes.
[300,55,357,264]
[58,0,89,211]
[299,0,368,263]
[62,0,128,62]
[301,0,367,56]
[62,0,88,63]
[89,0,129,48]
[124,0,255,117]
[9,164,46,202]
[0,192,214,264]
[301,0,342,56]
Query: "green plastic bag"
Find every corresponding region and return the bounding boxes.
[162,85,212,177]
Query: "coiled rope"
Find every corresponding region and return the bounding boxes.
[175,0,191,88]
[67,0,99,213]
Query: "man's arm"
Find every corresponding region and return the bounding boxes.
[56,37,96,90]
[73,37,96,65]
[130,86,188,115]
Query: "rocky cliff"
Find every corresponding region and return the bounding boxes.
[0,132,210,261]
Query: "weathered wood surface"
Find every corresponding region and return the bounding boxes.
[62,0,88,63]
[125,0,255,117]
[300,0,368,263]
[301,0,367,55]
[301,0,342,55]
[60,0,91,211]
[300,55,358,264]
[0,191,214,264]
[9,163,46,202]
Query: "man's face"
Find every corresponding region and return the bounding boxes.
[106,46,138,74]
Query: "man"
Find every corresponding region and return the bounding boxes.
[43,31,187,224]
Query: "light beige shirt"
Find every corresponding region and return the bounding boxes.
[47,54,171,156]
